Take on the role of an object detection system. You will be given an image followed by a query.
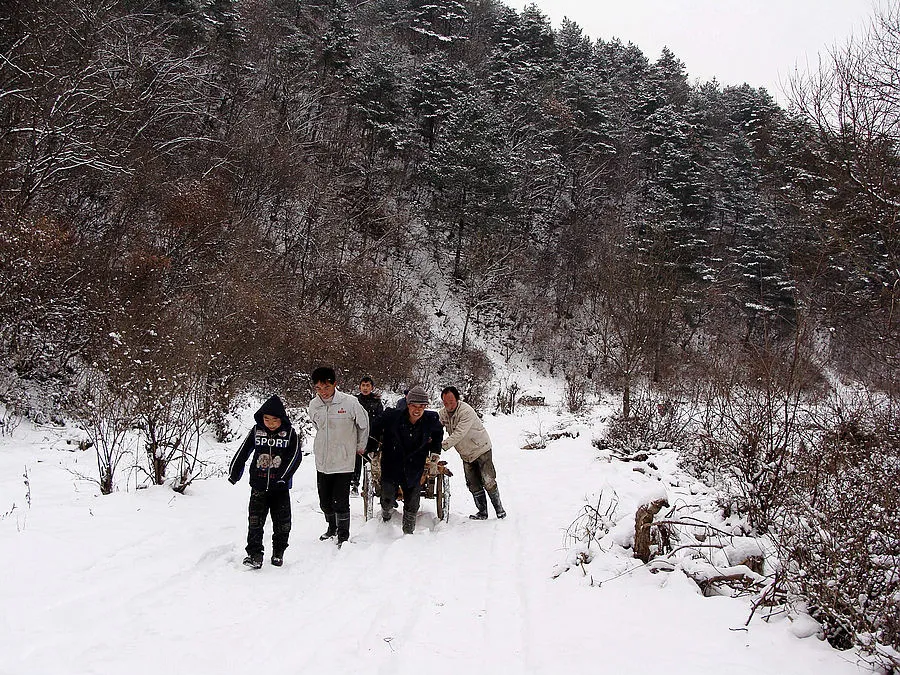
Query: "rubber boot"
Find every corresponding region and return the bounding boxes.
[402,509,417,535]
[319,513,336,540]
[336,512,351,547]
[469,490,489,520]
[487,486,506,519]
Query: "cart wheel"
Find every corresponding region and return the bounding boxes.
[436,473,450,522]
[361,461,374,521]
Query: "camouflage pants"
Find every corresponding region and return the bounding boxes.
[463,450,498,494]
[246,488,291,557]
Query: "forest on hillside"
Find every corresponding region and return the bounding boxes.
[1,0,898,664]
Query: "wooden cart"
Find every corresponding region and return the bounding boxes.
[361,452,452,522]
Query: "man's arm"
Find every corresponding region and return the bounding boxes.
[426,416,443,456]
[307,399,320,430]
[228,429,255,484]
[279,429,303,483]
[354,398,370,453]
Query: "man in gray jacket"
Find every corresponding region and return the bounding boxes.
[438,386,506,520]
[308,366,370,547]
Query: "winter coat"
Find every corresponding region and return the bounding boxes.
[356,392,385,422]
[229,396,302,491]
[368,407,442,488]
[308,389,370,474]
[438,400,491,462]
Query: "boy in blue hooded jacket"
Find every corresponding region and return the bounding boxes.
[229,396,302,568]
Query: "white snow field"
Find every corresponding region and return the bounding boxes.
[0,399,868,675]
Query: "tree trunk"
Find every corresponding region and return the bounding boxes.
[453,219,464,279]
[460,304,471,355]
[633,498,669,563]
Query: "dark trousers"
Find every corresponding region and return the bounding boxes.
[352,454,363,485]
[317,471,352,517]
[246,488,291,557]
[380,480,421,518]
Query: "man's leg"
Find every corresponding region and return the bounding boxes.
[270,490,292,559]
[351,454,362,495]
[477,451,506,518]
[245,489,268,566]
[380,479,397,521]
[401,482,421,534]
[332,472,353,544]
[463,460,488,519]
[317,472,337,539]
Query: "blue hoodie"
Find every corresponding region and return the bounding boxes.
[228,396,302,491]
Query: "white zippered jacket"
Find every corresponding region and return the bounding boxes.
[308,390,370,474]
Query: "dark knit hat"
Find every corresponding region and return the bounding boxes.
[405,385,429,405]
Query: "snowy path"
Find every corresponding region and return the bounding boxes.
[0,411,865,675]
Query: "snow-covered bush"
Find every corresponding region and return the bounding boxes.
[679,349,899,661]
[777,401,900,660]
[597,383,693,455]
[137,374,208,491]
[423,342,494,413]
[73,366,140,495]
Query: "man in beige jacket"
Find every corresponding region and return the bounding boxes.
[438,386,506,519]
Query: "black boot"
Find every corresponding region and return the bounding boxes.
[242,554,263,569]
[487,486,506,519]
[319,513,337,540]
[336,512,351,547]
[469,490,488,520]
[402,509,416,535]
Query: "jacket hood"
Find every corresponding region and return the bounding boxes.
[254,395,290,427]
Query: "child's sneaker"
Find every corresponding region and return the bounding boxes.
[271,555,284,567]
[243,554,263,569]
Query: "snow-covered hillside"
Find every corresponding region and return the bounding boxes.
[0,397,867,675]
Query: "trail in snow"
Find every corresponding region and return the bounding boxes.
[0,407,865,675]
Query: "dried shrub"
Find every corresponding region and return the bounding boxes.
[779,400,900,656]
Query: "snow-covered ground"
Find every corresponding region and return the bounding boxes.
[0,396,868,675]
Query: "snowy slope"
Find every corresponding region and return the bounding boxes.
[0,401,867,675]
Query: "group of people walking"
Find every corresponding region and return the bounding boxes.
[228,367,506,568]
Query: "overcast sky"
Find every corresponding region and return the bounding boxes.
[503,0,876,103]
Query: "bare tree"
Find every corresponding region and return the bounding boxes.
[74,366,140,495]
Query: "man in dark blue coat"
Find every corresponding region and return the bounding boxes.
[367,385,442,534]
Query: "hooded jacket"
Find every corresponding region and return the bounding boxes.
[438,400,491,462]
[368,407,442,488]
[229,396,302,491]
[308,389,370,474]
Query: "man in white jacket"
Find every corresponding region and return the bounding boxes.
[438,386,506,520]
[308,366,370,547]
